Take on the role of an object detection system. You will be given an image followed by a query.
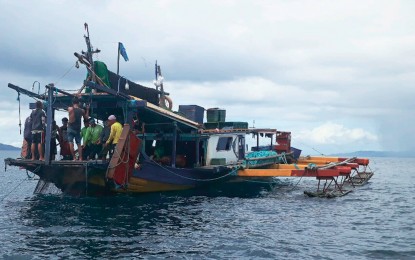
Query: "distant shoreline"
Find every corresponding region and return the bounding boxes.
[330,151,415,158]
[0,143,20,151]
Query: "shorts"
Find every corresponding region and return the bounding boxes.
[51,139,57,155]
[67,127,81,144]
[32,131,45,144]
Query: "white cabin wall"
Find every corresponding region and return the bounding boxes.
[206,134,239,165]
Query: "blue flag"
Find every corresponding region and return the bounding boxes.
[119,42,129,61]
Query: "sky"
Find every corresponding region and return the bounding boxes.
[0,0,414,155]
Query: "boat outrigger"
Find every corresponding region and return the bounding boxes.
[4,24,374,197]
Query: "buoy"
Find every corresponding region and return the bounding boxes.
[160,95,173,110]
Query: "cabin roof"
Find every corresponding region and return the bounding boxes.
[200,128,278,135]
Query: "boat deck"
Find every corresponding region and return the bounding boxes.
[5,158,108,167]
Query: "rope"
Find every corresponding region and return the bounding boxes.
[107,136,131,169]
[54,63,76,85]
[0,178,27,202]
[149,158,240,182]
[279,152,288,164]
[105,133,131,187]
[17,92,21,135]
[289,176,303,191]
[26,170,36,179]
[29,165,42,174]
[85,163,88,196]
[123,136,130,186]
[317,157,356,169]
[242,178,279,184]
[294,141,325,156]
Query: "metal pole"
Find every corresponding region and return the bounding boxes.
[117,42,120,75]
[256,133,259,149]
[195,137,200,167]
[171,121,177,168]
[44,84,54,165]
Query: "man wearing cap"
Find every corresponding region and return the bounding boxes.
[67,98,89,161]
[102,115,123,159]
[59,117,72,160]
[83,118,103,159]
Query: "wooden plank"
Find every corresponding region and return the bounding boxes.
[237,168,341,178]
[316,169,340,177]
[334,166,352,175]
[304,156,370,166]
[107,124,130,179]
[339,157,369,165]
[130,96,200,128]
[238,168,296,177]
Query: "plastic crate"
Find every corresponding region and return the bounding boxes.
[178,105,205,124]
[207,108,226,122]
[204,121,248,130]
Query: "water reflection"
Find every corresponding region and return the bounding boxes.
[15,194,196,257]
[13,180,281,258]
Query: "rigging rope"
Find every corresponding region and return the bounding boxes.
[149,158,240,182]
[54,63,76,85]
[0,178,27,202]
[17,92,22,135]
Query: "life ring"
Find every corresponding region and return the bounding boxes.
[159,95,173,110]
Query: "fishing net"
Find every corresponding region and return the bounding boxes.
[34,180,61,195]
[243,151,279,168]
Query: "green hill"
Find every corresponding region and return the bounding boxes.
[0,143,19,151]
[331,150,415,158]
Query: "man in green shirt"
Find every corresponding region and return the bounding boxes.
[83,118,103,160]
[80,119,90,160]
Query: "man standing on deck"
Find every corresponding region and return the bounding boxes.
[23,115,32,159]
[59,117,72,160]
[98,120,111,160]
[81,118,90,160]
[30,101,46,161]
[83,118,103,159]
[67,98,89,161]
[49,120,60,161]
[102,115,123,160]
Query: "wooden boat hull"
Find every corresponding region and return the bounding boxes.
[4,154,373,197]
[4,158,238,196]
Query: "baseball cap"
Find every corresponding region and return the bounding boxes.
[108,115,116,120]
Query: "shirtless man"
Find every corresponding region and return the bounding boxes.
[67,98,89,160]
[30,101,46,160]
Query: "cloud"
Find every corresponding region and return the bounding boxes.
[0,0,414,154]
[296,122,378,145]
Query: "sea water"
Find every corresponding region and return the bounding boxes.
[0,150,414,259]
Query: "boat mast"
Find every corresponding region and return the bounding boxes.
[44,84,54,165]
[83,23,100,82]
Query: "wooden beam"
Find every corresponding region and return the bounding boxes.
[107,124,130,179]
[237,168,340,178]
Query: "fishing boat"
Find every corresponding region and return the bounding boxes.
[4,24,374,197]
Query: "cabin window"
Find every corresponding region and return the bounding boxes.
[216,137,233,151]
